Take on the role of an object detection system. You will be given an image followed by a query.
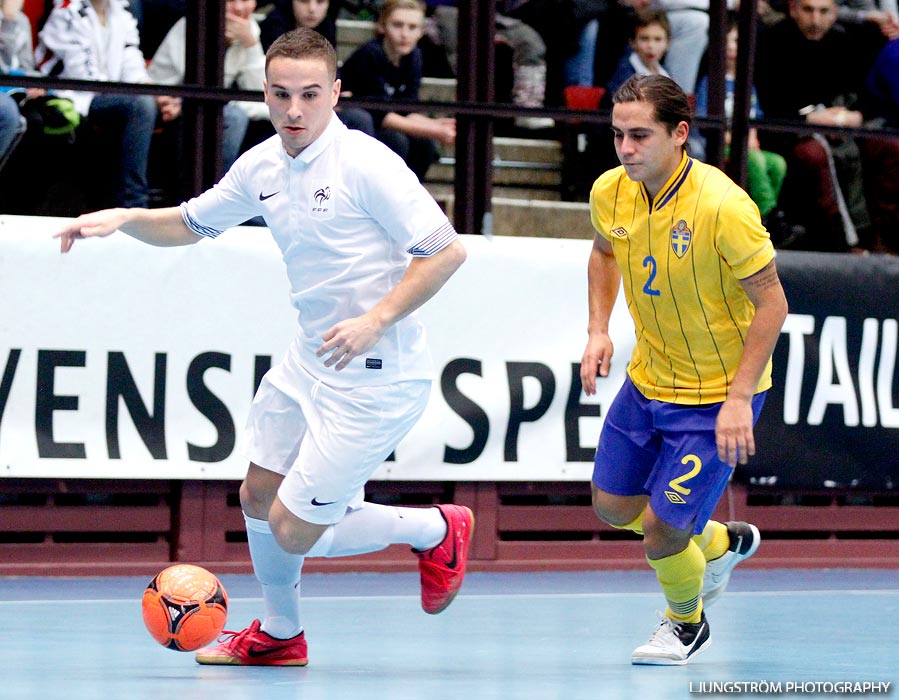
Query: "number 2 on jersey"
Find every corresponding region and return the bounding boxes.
[642,255,661,296]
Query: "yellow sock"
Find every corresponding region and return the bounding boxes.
[692,520,730,562]
[611,508,645,535]
[648,542,705,623]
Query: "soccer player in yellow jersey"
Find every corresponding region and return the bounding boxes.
[580,75,788,665]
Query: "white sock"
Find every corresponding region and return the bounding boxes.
[244,514,304,639]
[306,504,447,558]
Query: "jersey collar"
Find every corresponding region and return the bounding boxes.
[282,112,346,166]
[645,151,692,214]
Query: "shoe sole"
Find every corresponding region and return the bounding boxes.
[631,637,712,666]
[703,524,761,608]
[425,508,475,615]
[195,655,309,666]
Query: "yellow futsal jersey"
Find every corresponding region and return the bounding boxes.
[589,153,776,405]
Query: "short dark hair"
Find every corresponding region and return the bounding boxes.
[612,74,692,134]
[632,8,671,39]
[265,27,337,81]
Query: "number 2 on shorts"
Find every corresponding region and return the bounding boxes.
[669,455,702,495]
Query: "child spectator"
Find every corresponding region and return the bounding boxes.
[339,0,455,180]
[694,15,788,225]
[149,0,268,175]
[35,0,157,209]
[605,8,671,100]
[260,0,337,50]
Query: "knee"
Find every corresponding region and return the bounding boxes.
[591,484,643,527]
[132,94,158,122]
[268,499,328,555]
[641,509,691,560]
[769,152,787,178]
[338,107,374,135]
[224,103,250,130]
[792,138,827,169]
[239,477,275,520]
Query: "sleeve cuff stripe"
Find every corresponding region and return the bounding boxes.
[407,222,458,256]
[180,204,222,239]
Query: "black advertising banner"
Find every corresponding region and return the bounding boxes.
[740,252,899,490]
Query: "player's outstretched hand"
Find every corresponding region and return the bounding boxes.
[54,209,128,253]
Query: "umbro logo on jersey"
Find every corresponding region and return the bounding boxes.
[611,226,628,237]
[259,190,279,201]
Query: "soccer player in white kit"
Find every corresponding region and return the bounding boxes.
[53,28,472,667]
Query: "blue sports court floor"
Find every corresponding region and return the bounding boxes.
[1,569,896,700]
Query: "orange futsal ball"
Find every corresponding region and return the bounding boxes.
[141,564,228,652]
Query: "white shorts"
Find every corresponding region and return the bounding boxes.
[243,352,431,525]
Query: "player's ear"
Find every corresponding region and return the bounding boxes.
[674,120,689,146]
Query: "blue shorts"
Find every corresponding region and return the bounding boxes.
[592,377,766,534]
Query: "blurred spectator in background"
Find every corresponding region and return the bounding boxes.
[35,0,156,209]
[505,0,607,106]
[866,37,899,125]
[150,0,268,175]
[425,1,552,129]
[261,0,338,49]
[654,0,711,95]
[0,0,32,169]
[138,0,184,58]
[835,0,899,39]
[339,0,454,179]
[756,0,899,253]
[0,0,32,76]
[604,8,671,100]
[695,14,789,233]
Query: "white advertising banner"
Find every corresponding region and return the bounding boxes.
[0,215,634,481]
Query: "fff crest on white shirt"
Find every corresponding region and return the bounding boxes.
[311,179,335,220]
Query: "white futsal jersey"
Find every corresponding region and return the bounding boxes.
[180,114,457,388]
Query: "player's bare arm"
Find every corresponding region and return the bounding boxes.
[317,238,467,370]
[54,206,202,253]
[580,234,621,395]
[716,260,789,466]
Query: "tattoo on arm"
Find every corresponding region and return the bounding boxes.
[743,261,779,291]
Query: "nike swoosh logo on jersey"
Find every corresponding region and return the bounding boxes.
[311,497,336,506]
[258,191,279,201]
